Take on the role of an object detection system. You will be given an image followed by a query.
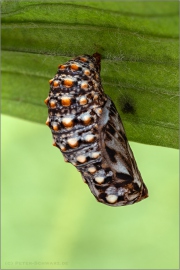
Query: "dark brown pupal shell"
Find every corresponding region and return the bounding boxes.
[45,53,148,206]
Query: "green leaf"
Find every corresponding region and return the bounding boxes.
[1,0,179,148]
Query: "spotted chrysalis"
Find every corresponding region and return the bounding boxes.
[44,53,148,206]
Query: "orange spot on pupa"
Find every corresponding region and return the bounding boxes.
[70,64,79,70]
[81,114,91,125]
[60,144,66,151]
[61,96,71,106]
[81,82,88,90]
[84,69,90,76]
[49,79,53,84]
[79,96,87,105]
[52,141,57,147]
[64,157,68,162]
[58,64,66,70]
[45,118,50,126]
[96,108,102,115]
[52,124,59,131]
[64,79,74,87]
[53,81,59,87]
[49,100,56,108]
[44,97,49,105]
[80,57,87,62]
[62,117,74,128]
[93,82,98,89]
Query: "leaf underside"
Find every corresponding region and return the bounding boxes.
[1,0,179,149]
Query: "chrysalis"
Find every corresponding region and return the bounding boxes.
[45,53,148,207]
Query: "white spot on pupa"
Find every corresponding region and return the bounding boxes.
[91,91,95,96]
[88,166,96,174]
[115,132,119,139]
[94,107,102,116]
[106,194,118,204]
[91,152,100,159]
[89,63,94,69]
[84,134,95,142]
[93,94,98,100]
[76,155,86,163]
[67,137,78,148]
[94,176,104,184]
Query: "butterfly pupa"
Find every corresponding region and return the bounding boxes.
[45,53,148,207]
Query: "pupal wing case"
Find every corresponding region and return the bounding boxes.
[45,53,148,207]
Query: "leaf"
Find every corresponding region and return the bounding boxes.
[1,0,179,149]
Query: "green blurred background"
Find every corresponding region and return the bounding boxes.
[1,114,179,269]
